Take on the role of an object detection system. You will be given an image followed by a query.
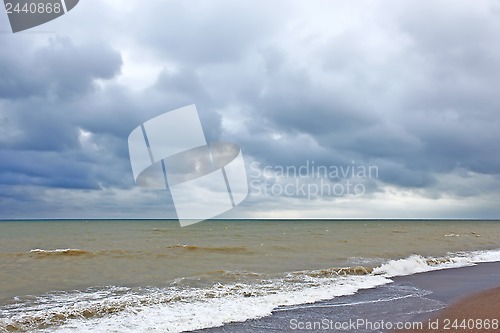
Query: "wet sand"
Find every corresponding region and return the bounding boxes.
[192,262,500,332]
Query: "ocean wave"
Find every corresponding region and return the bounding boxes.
[373,248,500,277]
[2,249,172,260]
[165,244,253,254]
[29,249,93,257]
[1,248,499,333]
[289,266,373,279]
[0,275,389,333]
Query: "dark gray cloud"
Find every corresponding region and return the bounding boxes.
[0,37,122,100]
[0,35,130,197]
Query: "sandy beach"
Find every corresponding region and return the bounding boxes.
[396,287,500,333]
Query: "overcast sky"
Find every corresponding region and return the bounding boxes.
[1,0,500,220]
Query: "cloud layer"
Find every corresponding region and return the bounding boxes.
[1,0,499,219]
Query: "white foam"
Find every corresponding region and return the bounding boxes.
[43,275,390,333]
[468,248,500,263]
[30,248,83,253]
[373,248,500,277]
[373,255,439,277]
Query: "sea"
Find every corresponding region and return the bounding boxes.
[0,219,499,332]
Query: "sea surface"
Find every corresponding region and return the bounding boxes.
[0,219,499,332]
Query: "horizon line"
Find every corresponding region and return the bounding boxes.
[1,218,499,222]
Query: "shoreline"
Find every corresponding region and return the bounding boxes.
[192,262,500,332]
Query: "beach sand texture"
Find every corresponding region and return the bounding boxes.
[396,287,500,333]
